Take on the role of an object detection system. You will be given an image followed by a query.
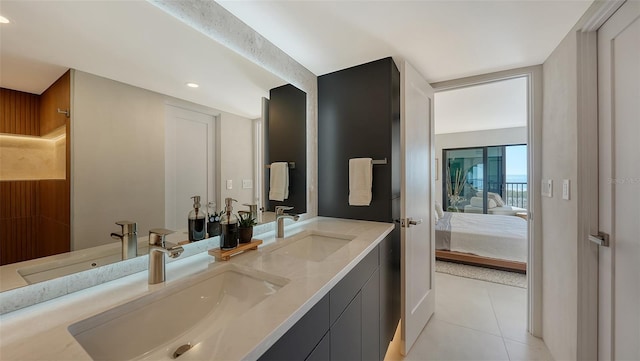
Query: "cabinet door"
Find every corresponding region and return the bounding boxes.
[331,292,362,361]
[330,246,378,325]
[362,268,381,361]
[258,294,329,361]
[306,331,330,361]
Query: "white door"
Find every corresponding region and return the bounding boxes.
[165,105,215,230]
[597,2,640,360]
[400,60,435,355]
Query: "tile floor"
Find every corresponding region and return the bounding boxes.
[385,273,554,361]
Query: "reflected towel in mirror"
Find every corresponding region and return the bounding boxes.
[269,162,289,201]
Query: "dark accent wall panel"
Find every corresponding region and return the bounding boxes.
[318,57,400,222]
[266,84,307,213]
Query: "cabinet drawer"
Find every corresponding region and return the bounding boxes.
[330,245,379,325]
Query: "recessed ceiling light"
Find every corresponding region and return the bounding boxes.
[186,82,199,88]
[0,15,10,24]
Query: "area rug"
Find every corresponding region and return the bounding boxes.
[435,260,527,288]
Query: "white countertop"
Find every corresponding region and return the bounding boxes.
[0,217,394,360]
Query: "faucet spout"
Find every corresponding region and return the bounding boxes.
[148,228,182,284]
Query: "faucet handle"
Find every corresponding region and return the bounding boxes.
[275,206,294,215]
[149,228,174,246]
[115,220,137,234]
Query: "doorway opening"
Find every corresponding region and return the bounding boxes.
[432,68,542,336]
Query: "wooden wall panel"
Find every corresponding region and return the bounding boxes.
[0,70,71,265]
[0,181,40,265]
[0,87,40,136]
[40,70,70,135]
[38,70,71,259]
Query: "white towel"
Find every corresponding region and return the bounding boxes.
[269,162,289,201]
[349,158,373,206]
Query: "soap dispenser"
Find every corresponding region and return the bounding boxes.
[188,195,206,242]
[220,198,239,250]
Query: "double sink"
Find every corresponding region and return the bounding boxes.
[68,230,355,360]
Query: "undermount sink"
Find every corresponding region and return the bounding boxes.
[68,264,288,360]
[269,231,356,262]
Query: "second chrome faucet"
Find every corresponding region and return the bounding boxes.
[148,228,183,284]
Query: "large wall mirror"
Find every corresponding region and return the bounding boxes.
[0,1,307,292]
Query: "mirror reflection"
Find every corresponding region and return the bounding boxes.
[0,1,306,292]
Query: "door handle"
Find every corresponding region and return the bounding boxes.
[589,231,610,247]
[401,218,424,227]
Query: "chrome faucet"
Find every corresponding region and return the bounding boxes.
[110,221,138,260]
[275,206,300,238]
[148,228,184,284]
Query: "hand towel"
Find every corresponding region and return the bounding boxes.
[349,158,373,206]
[269,162,289,201]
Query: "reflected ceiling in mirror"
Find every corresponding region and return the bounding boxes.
[0,0,285,119]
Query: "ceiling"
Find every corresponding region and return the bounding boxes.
[434,77,527,134]
[0,1,285,119]
[218,0,593,82]
[0,1,594,120]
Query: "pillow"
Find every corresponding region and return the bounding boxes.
[470,197,497,209]
[435,201,444,219]
[487,192,506,207]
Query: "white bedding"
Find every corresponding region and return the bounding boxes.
[438,212,527,262]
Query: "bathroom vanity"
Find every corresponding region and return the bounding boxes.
[0,217,395,360]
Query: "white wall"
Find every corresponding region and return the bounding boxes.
[217,112,255,209]
[72,71,255,250]
[541,30,579,361]
[434,126,527,204]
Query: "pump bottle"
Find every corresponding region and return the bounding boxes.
[220,198,239,249]
[188,195,206,241]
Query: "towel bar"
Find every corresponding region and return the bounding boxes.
[265,162,296,169]
[372,158,387,165]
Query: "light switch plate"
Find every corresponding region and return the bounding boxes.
[542,179,553,198]
[562,179,570,200]
[226,180,232,190]
[242,179,253,189]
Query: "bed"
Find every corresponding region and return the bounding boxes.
[435,211,527,273]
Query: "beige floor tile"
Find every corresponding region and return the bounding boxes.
[434,273,502,336]
[488,286,532,344]
[403,319,509,361]
[504,338,555,361]
[384,273,553,361]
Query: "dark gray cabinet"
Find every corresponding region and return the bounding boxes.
[258,294,329,361]
[258,238,392,361]
[331,292,362,361]
[318,57,401,359]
